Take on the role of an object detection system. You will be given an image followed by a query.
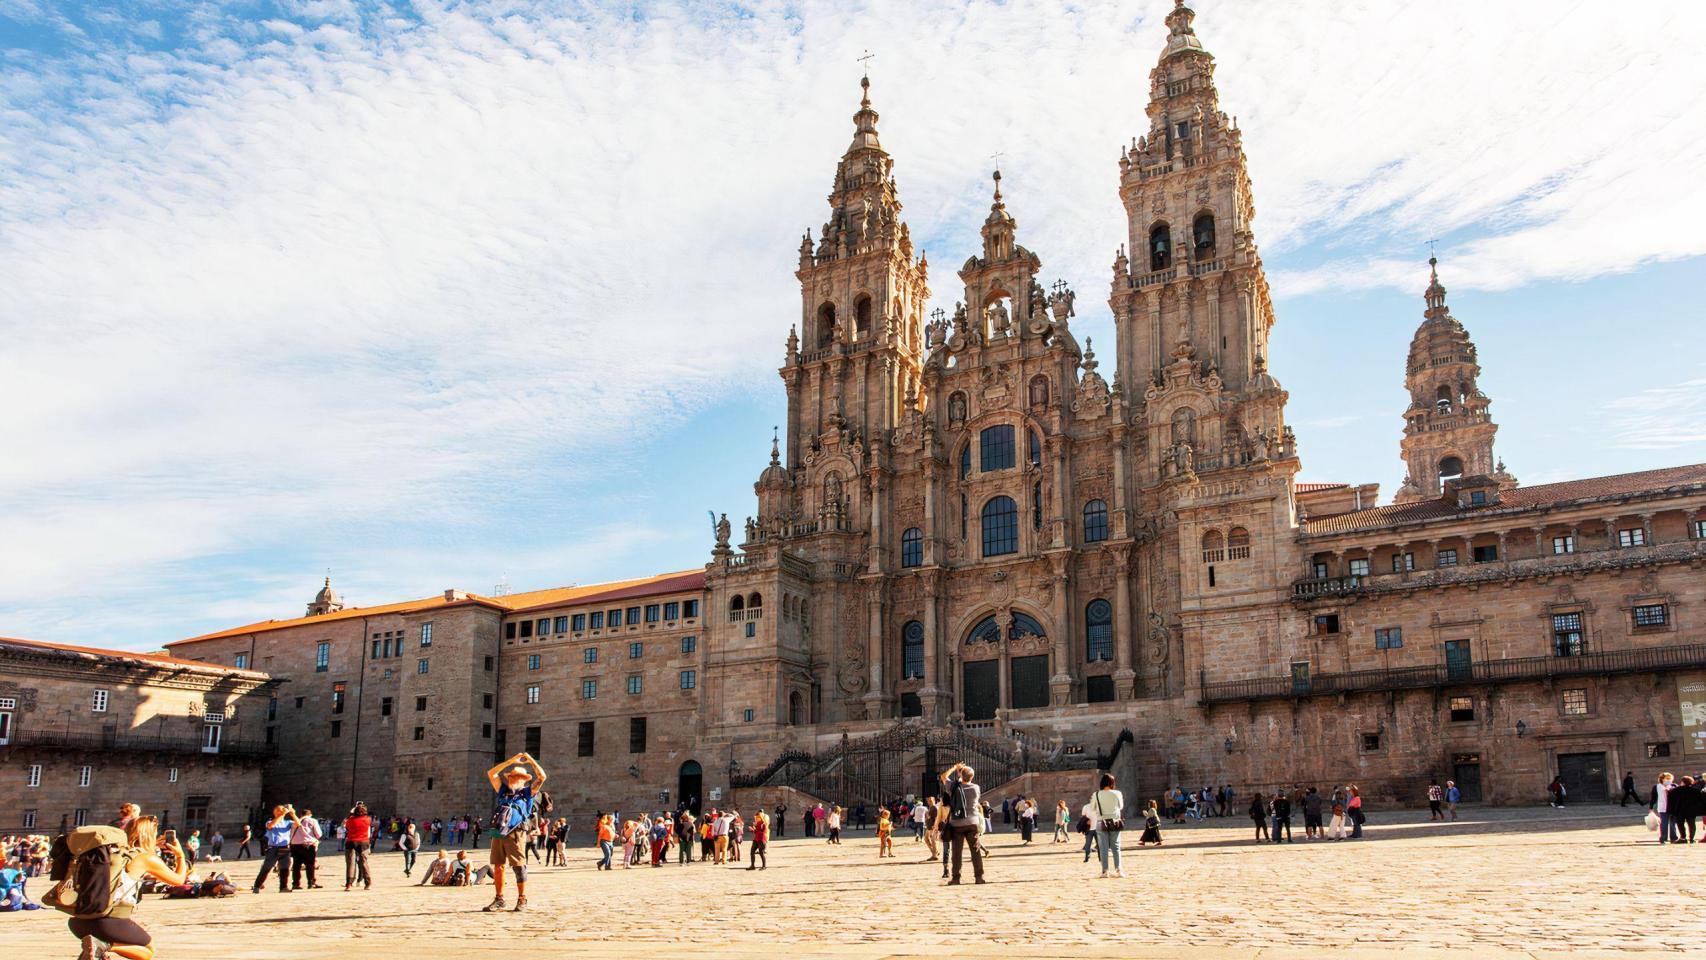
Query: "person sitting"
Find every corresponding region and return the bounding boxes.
[417,851,453,886]
[0,855,41,910]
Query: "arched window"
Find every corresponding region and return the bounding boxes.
[854,294,872,338]
[1202,529,1225,562]
[747,592,763,610]
[1083,499,1109,543]
[816,302,835,348]
[1436,385,1453,414]
[1149,222,1172,270]
[967,616,1003,644]
[1193,212,1216,259]
[902,621,925,679]
[959,443,972,481]
[1085,599,1113,662]
[982,496,1019,557]
[1028,428,1042,467]
[1439,456,1464,482]
[901,527,923,568]
[1009,612,1046,640]
[788,691,802,726]
[1170,408,1196,446]
[1228,527,1250,559]
[979,424,1016,471]
[730,595,744,612]
[1029,375,1049,408]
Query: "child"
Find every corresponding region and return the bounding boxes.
[876,808,895,858]
[1138,801,1163,846]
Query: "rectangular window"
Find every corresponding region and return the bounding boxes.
[1694,520,1706,540]
[380,697,393,717]
[1648,742,1673,759]
[629,717,647,753]
[420,622,433,646]
[683,600,699,619]
[1391,552,1415,573]
[415,696,427,711]
[27,764,41,787]
[569,721,592,757]
[1360,733,1381,752]
[680,670,697,690]
[1445,639,1472,681]
[582,679,598,700]
[536,618,550,637]
[1437,548,1458,567]
[268,697,278,720]
[1619,528,1646,548]
[0,710,8,746]
[316,642,330,672]
[519,620,534,638]
[629,642,643,659]
[681,636,697,654]
[979,424,1016,471]
[73,809,88,827]
[627,606,641,625]
[1449,696,1475,722]
[330,719,342,737]
[1469,490,1486,505]
[1634,604,1669,628]
[645,604,661,623]
[22,810,36,828]
[664,602,680,621]
[1552,536,1575,555]
[1374,627,1402,650]
[583,647,598,663]
[91,689,109,713]
[1312,614,1340,635]
[372,639,381,660]
[417,658,429,675]
[1553,612,1585,656]
[484,656,494,672]
[1561,687,1589,716]
[413,726,425,741]
[554,616,568,634]
[572,614,587,632]
[1348,558,1370,577]
[504,622,517,640]
[627,675,642,695]
[743,708,755,723]
[235,653,249,669]
[332,681,346,714]
[1471,544,1498,563]
[526,686,540,704]
[0,697,15,709]
[482,693,493,709]
[608,608,623,627]
[745,622,756,638]
[525,727,541,765]
[79,765,93,787]
[590,612,604,630]
[481,723,492,739]
[382,637,392,658]
[1290,661,1311,695]
[528,654,541,670]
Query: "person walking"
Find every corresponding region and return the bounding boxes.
[1427,782,1444,821]
[1347,786,1365,839]
[1090,773,1125,879]
[1137,800,1163,846]
[289,806,323,889]
[236,823,254,861]
[400,821,420,877]
[941,762,985,885]
[482,751,547,912]
[774,804,786,839]
[876,808,895,858]
[1248,792,1268,842]
[1445,781,1461,820]
[747,808,769,871]
[826,806,842,845]
[1053,800,1071,843]
[1620,772,1641,807]
[251,805,296,894]
[1547,776,1567,808]
[595,814,615,870]
[342,803,374,890]
[1078,800,1099,863]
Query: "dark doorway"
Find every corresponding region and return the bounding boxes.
[678,760,703,814]
[964,661,999,721]
[1557,751,1608,803]
[1010,655,1049,710]
[900,692,922,717]
[1451,754,1483,802]
[1086,675,1116,703]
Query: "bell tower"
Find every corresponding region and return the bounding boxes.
[1395,257,1515,502]
[781,75,931,467]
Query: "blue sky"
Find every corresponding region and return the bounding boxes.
[3,0,1705,650]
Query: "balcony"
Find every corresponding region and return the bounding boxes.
[1,728,277,761]
[1200,642,1706,705]
[1292,575,1363,598]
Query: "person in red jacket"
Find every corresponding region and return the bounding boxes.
[342,803,374,891]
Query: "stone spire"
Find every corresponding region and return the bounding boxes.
[306,576,344,617]
[1162,0,1207,60]
[980,168,1016,261]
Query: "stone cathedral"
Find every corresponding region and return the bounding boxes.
[34,2,1703,832]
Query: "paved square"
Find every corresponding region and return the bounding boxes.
[8,805,1690,959]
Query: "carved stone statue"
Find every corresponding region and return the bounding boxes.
[715,513,731,547]
[986,299,1011,338]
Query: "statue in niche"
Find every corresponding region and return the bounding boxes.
[947,392,967,424]
[986,299,1010,338]
[714,513,731,547]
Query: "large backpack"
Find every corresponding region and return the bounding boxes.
[43,826,136,920]
[946,780,972,821]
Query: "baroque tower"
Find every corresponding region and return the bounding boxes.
[1394,257,1515,503]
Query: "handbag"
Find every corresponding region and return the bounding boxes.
[1094,792,1124,831]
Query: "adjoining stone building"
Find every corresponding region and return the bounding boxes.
[120,2,1706,817]
[0,636,275,834]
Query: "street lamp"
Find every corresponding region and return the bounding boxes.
[1515,719,1527,738]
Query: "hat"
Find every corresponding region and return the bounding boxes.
[505,766,532,780]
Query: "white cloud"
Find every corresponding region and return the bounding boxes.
[1606,375,1706,451]
[2,0,1703,645]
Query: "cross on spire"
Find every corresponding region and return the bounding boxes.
[857,49,875,78]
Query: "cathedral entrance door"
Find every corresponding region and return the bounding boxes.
[964,661,999,721]
[678,760,703,814]
[1010,655,1050,710]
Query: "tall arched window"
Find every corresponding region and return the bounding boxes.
[902,621,925,679]
[788,691,802,726]
[982,496,1018,557]
[959,443,972,481]
[816,302,835,348]
[854,294,872,338]
[730,595,744,612]
[748,592,763,611]
[1149,222,1172,270]
[1028,428,1042,467]
[1228,527,1250,559]
[1083,499,1109,543]
[1202,529,1225,562]
[901,527,923,568]
[967,616,1003,644]
[1192,212,1216,259]
[1085,599,1113,662]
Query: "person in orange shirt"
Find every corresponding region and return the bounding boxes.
[594,814,615,871]
[875,808,895,859]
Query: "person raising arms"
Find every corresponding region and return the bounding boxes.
[482,751,547,912]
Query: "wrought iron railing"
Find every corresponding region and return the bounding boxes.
[2,728,277,760]
[1201,642,1706,704]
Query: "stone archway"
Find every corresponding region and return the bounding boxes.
[678,760,703,814]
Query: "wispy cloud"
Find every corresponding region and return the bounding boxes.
[1606,375,1706,451]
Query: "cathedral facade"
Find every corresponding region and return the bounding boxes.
[109,2,1706,828]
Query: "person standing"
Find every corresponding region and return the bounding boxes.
[1301,787,1323,840]
[773,804,786,839]
[1653,772,1675,843]
[400,821,420,877]
[1445,780,1461,820]
[940,762,985,885]
[1078,800,1099,862]
[922,798,942,861]
[482,751,547,912]
[747,808,769,871]
[1270,792,1292,843]
[1090,774,1125,878]
[1426,782,1444,821]
[826,806,842,845]
[595,814,615,870]
[289,807,323,889]
[1347,786,1365,839]
[876,808,894,858]
[1248,792,1268,842]
[236,823,254,861]
[1328,797,1346,840]
[912,798,928,842]
[675,809,695,864]
[209,829,224,862]
[251,805,296,894]
[342,803,374,890]
[1053,800,1071,843]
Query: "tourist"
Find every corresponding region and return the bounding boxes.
[1301,786,1323,839]
[1668,775,1705,843]
[1053,799,1071,843]
[400,821,421,878]
[236,824,254,861]
[251,805,296,894]
[1089,773,1125,879]
[934,791,953,880]
[675,809,695,864]
[621,815,640,868]
[62,815,189,960]
[289,807,323,890]
[182,830,200,867]
[342,803,374,891]
[207,829,223,863]
[746,808,769,871]
[911,798,928,841]
[482,750,547,912]
[1347,786,1365,839]
[826,806,843,845]
[1001,797,1012,829]
[594,814,615,870]
[940,762,985,885]
[1427,782,1444,820]
[773,804,786,838]
[1653,773,1677,843]
[853,803,867,832]
[715,808,735,863]
[648,816,669,866]
[1137,800,1163,846]
[876,808,895,858]
[417,850,452,885]
[1547,776,1566,808]
[1078,800,1098,862]
[1621,772,1641,807]
[1248,792,1268,842]
[1270,791,1292,843]
[729,810,744,863]
[1017,796,1036,844]
[813,803,826,837]
[1445,780,1461,820]
[922,798,941,861]
[1328,797,1347,840]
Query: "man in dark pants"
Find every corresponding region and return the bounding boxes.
[1621,772,1641,807]
[941,762,985,885]
[289,807,323,889]
[774,804,786,838]
[251,805,297,893]
[1270,792,1292,843]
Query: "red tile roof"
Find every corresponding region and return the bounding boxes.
[0,635,269,677]
[1295,482,1349,493]
[168,569,707,646]
[1303,463,1706,536]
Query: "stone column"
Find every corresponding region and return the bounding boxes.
[1640,513,1656,548]
[920,571,942,720]
[1113,546,1137,700]
[996,611,1013,713]
[867,468,884,574]
[1049,554,1074,706]
[923,460,939,565]
[1050,439,1069,548]
[1110,425,1129,540]
[862,590,885,719]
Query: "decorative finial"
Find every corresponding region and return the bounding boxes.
[770,426,781,466]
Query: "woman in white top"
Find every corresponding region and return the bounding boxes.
[1090,773,1125,878]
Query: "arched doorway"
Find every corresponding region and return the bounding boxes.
[678,760,703,814]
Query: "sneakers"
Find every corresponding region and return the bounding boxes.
[78,935,110,960]
[482,897,507,912]
[512,897,527,912]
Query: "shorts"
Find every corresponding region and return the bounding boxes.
[1304,813,1322,828]
[69,917,151,947]
[490,831,525,867]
